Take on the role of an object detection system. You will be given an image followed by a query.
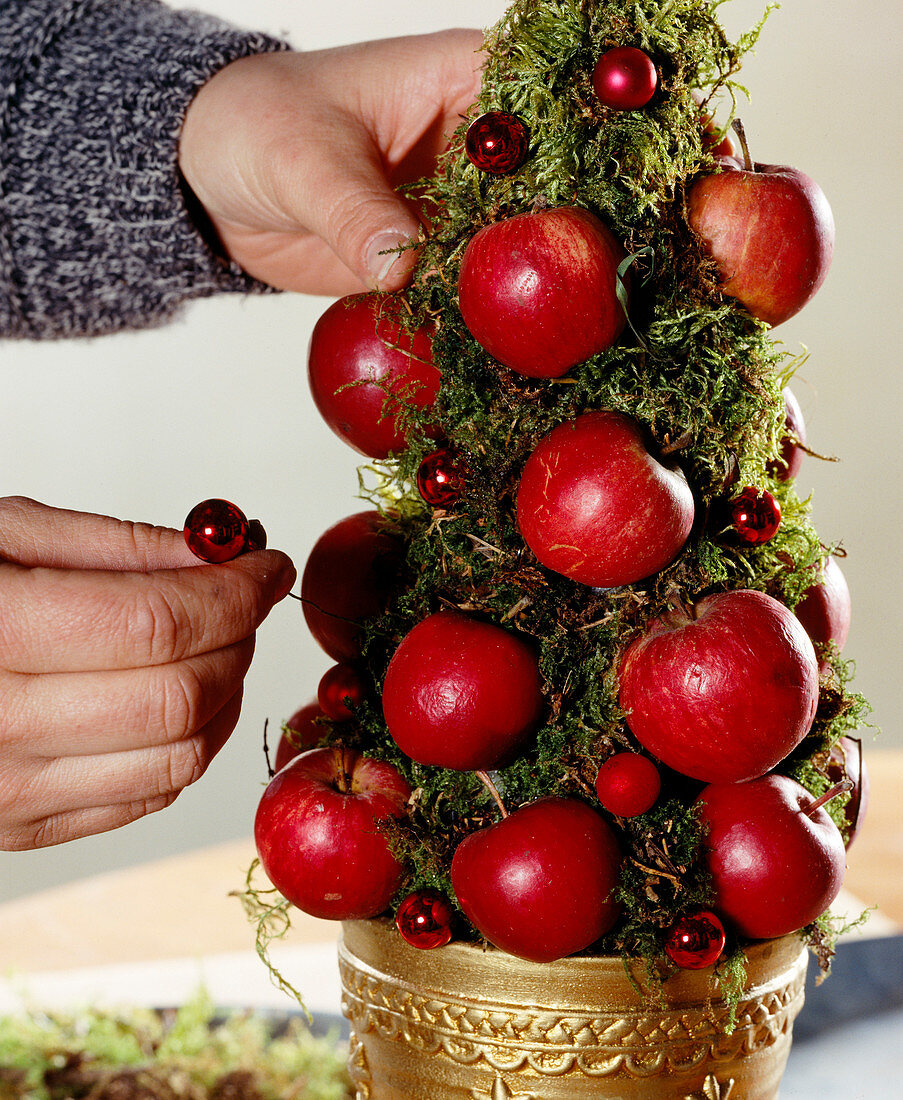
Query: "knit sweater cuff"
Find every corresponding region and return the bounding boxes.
[0,0,289,339]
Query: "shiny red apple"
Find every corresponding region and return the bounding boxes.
[382,610,544,771]
[688,156,834,326]
[595,752,661,817]
[457,205,628,378]
[619,589,819,783]
[274,700,326,771]
[308,293,440,458]
[516,410,695,588]
[767,387,807,481]
[696,773,847,939]
[794,555,851,659]
[826,736,869,847]
[300,511,401,662]
[254,747,411,921]
[451,797,622,962]
[317,663,366,721]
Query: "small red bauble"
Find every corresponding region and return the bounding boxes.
[395,889,455,949]
[595,753,661,817]
[592,47,658,110]
[183,498,252,563]
[664,910,727,969]
[465,111,529,175]
[417,447,467,508]
[730,486,782,544]
[318,663,366,721]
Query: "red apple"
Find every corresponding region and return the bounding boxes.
[595,753,661,817]
[382,611,544,771]
[317,663,366,721]
[826,736,869,847]
[451,797,623,962]
[457,206,628,378]
[692,91,739,158]
[767,387,807,481]
[516,410,695,587]
[308,293,440,459]
[696,773,847,939]
[254,747,411,921]
[274,700,326,771]
[794,555,851,658]
[688,157,834,326]
[300,511,401,662]
[619,589,819,783]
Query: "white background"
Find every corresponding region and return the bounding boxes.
[1,0,900,901]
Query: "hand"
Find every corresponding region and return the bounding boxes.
[178,30,484,296]
[0,497,296,850]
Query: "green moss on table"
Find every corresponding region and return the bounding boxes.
[0,991,351,1099]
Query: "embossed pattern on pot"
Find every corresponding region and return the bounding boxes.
[338,920,808,1099]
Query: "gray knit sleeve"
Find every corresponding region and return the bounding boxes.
[0,0,289,340]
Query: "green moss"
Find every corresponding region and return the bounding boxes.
[716,945,752,1033]
[0,989,350,1099]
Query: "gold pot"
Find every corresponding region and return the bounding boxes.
[339,919,808,1100]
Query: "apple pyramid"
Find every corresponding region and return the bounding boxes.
[253,0,869,980]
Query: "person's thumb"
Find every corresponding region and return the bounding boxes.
[297,132,423,291]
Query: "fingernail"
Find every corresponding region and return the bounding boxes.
[275,559,297,601]
[366,232,410,289]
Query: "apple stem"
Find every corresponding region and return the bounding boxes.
[660,431,693,457]
[731,118,753,172]
[802,778,854,818]
[475,770,509,819]
[333,746,353,795]
[665,584,697,621]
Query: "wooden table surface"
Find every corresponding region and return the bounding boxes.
[1,748,900,976]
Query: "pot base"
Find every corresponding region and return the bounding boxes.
[339,919,807,1099]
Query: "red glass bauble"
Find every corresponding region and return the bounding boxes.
[730,487,782,545]
[592,47,658,110]
[183,498,252,563]
[395,890,455,949]
[317,663,366,721]
[417,448,467,508]
[465,112,529,175]
[595,753,661,817]
[664,910,727,969]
